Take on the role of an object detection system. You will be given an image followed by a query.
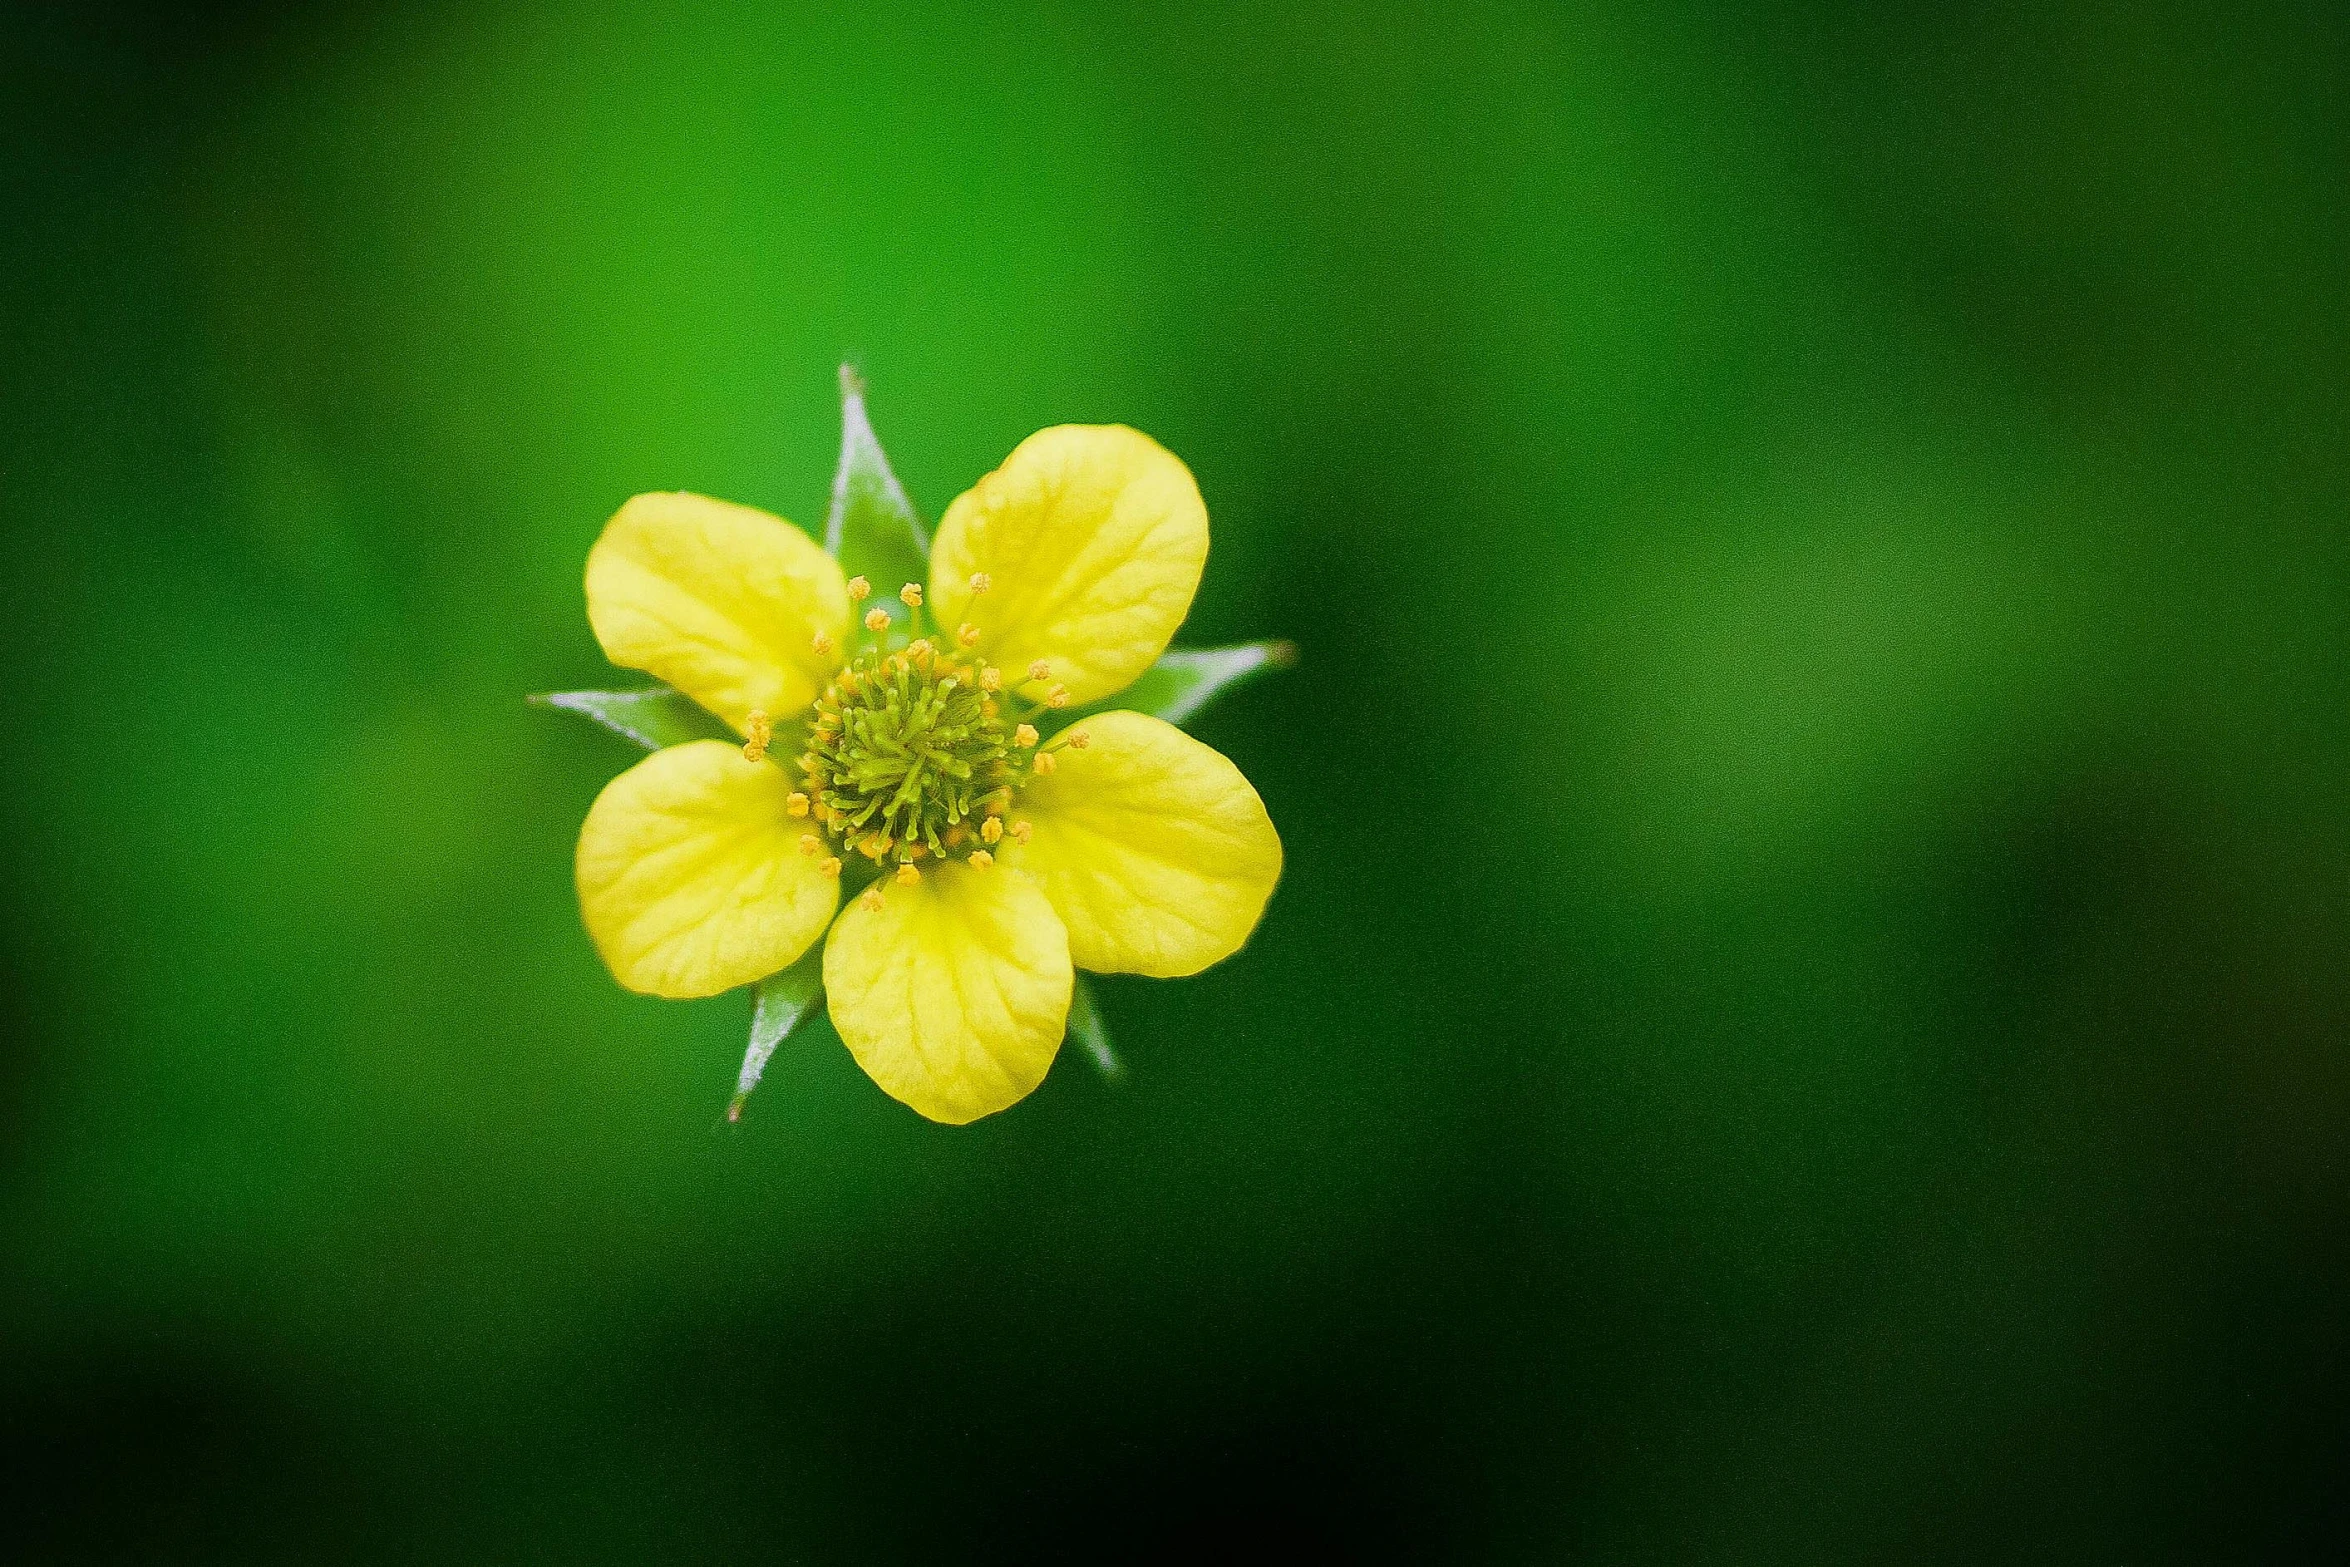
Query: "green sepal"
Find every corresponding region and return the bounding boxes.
[729,944,826,1121]
[822,364,929,615]
[529,686,734,750]
[1068,975,1122,1081]
[1057,640,1297,733]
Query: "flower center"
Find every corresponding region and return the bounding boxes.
[754,579,1082,895]
[799,643,1011,865]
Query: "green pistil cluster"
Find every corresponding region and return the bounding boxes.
[800,648,1012,866]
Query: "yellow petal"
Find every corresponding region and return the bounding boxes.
[823,862,1073,1124]
[928,426,1207,707]
[1007,711,1281,977]
[576,740,838,998]
[586,491,851,734]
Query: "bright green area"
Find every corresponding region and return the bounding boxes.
[3,1,2344,1559]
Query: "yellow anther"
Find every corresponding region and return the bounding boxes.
[1014,723,1039,748]
[819,856,842,878]
[980,816,1004,845]
[943,824,967,849]
[742,709,772,762]
[906,840,929,860]
[811,630,834,657]
[957,622,981,647]
[984,790,1010,817]
[1032,750,1057,776]
[979,666,1002,692]
[967,849,993,869]
[1046,684,1069,708]
[864,607,890,632]
[968,572,992,595]
[906,638,933,662]
[846,576,870,600]
[899,582,923,608]
[894,862,921,886]
[787,791,810,817]
[1028,659,1051,682]
[981,698,999,720]
[860,887,885,912]
[858,834,890,861]
[1011,820,1033,845]
[797,833,821,857]
[1068,730,1090,749]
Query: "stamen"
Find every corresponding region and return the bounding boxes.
[811,630,834,657]
[861,887,885,912]
[1028,660,1052,682]
[957,622,981,647]
[899,583,923,609]
[1014,723,1039,748]
[980,817,1004,845]
[1010,820,1032,845]
[798,833,821,857]
[787,792,810,817]
[1046,685,1069,708]
[864,607,891,633]
[979,667,1002,692]
[846,576,870,601]
[1032,751,1057,776]
[967,849,993,869]
[894,863,921,886]
[1067,730,1090,749]
[742,709,772,762]
[906,638,933,661]
[820,856,842,878]
[969,572,991,595]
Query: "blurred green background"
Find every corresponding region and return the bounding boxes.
[4,0,2345,1559]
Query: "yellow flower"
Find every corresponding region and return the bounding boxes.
[571,424,1282,1123]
